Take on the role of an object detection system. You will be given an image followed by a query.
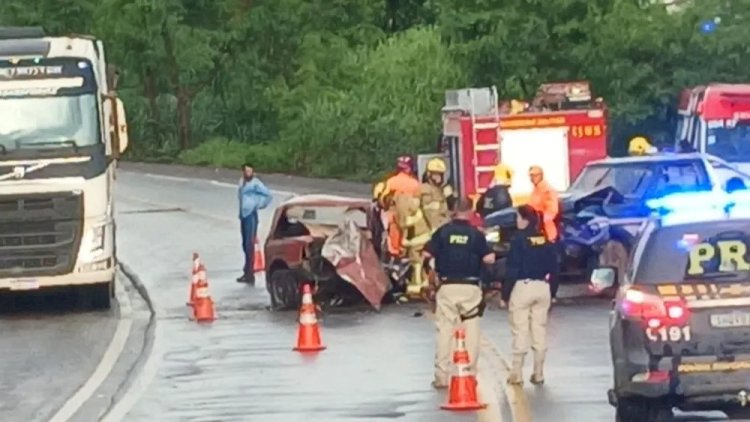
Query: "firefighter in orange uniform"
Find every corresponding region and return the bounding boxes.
[380,156,420,256]
[527,165,561,302]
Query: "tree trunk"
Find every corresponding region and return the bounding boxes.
[176,89,193,150]
[160,22,193,149]
[141,66,161,138]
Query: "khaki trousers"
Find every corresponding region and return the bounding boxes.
[508,279,551,378]
[434,284,483,386]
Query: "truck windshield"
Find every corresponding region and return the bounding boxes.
[635,220,750,284]
[0,94,98,151]
[706,121,750,162]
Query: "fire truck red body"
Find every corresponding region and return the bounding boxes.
[426,82,608,203]
[676,84,750,173]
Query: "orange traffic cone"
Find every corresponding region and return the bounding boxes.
[192,267,215,323]
[187,253,201,306]
[253,237,264,273]
[293,284,326,352]
[441,328,486,411]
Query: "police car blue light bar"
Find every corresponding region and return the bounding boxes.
[645,189,750,224]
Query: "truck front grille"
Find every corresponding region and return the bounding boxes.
[0,192,83,277]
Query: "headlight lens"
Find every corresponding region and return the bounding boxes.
[81,225,105,261]
[485,227,500,243]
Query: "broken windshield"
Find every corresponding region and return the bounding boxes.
[569,165,652,196]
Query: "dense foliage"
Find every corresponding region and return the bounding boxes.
[2,0,749,180]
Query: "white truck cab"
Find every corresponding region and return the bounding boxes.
[0,27,128,309]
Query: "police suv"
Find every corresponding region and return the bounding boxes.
[591,190,750,421]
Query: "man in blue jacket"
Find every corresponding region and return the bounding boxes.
[237,163,273,285]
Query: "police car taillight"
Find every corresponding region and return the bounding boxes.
[621,288,690,327]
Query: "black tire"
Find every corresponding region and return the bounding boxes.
[615,398,671,422]
[268,270,302,310]
[77,282,112,311]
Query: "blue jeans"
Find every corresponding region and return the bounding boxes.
[241,213,259,277]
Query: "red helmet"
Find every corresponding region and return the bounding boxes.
[396,155,413,172]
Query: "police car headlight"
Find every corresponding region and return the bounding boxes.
[485,227,500,243]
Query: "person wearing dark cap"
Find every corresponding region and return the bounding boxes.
[502,204,557,386]
[423,197,495,389]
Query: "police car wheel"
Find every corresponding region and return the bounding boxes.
[615,398,671,422]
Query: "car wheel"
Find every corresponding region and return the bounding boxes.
[268,270,302,310]
[616,398,671,422]
[598,239,628,296]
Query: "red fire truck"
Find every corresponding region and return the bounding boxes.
[676,84,750,173]
[419,81,608,204]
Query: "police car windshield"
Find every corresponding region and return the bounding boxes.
[635,220,750,284]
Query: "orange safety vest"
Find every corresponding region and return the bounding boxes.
[382,172,420,257]
[528,180,560,242]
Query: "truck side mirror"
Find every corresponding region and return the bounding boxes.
[106,64,120,91]
[104,94,129,158]
[114,98,129,156]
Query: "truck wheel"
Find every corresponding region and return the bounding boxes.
[616,398,671,422]
[598,240,628,296]
[268,270,302,311]
[77,282,112,311]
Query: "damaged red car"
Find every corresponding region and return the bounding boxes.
[263,195,392,311]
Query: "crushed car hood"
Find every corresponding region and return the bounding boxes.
[483,186,648,229]
[321,216,390,310]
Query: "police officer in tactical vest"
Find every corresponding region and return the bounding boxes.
[423,197,495,389]
[502,204,557,386]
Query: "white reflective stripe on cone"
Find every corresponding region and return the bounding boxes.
[299,312,317,325]
[302,293,313,305]
[455,364,472,376]
[195,287,209,298]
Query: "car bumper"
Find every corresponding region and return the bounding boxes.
[0,258,115,291]
[620,360,750,409]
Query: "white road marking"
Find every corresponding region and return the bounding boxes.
[142,172,297,196]
[49,277,133,422]
[100,319,164,422]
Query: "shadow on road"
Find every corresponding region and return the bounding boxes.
[0,288,109,317]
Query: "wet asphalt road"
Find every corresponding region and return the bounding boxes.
[483,302,745,421]
[0,292,117,422]
[111,171,493,421]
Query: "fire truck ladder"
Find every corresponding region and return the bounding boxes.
[468,86,500,194]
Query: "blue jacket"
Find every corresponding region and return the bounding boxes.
[238,177,272,219]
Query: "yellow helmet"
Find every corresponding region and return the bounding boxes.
[628,136,656,155]
[426,158,447,173]
[493,163,513,186]
[372,181,386,201]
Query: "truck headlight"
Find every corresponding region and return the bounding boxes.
[485,226,501,243]
[81,225,106,261]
